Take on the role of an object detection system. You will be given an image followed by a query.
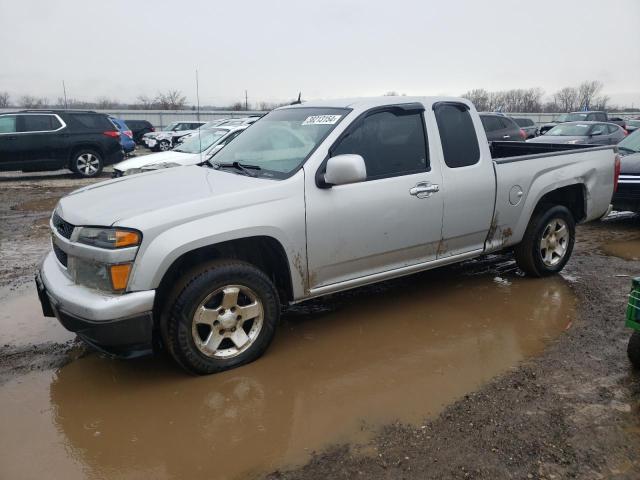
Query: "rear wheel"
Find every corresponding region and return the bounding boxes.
[164,260,280,375]
[515,205,575,277]
[71,150,103,177]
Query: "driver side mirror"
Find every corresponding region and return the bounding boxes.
[323,154,367,187]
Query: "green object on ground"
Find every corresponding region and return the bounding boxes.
[626,277,640,331]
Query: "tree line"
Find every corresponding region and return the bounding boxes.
[0,81,636,112]
[461,80,619,113]
[0,89,297,112]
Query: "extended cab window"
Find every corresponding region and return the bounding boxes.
[435,104,480,168]
[0,115,17,133]
[331,109,428,180]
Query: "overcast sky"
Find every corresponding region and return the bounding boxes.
[1,0,639,107]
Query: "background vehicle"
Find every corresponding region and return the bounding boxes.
[480,113,526,141]
[513,117,538,139]
[539,111,608,135]
[37,97,617,375]
[112,125,246,176]
[613,129,640,212]
[142,121,206,151]
[0,110,123,177]
[124,120,154,144]
[608,117,627,129]
[528,121,625,145]
[109,117,135,155]
[625,119,640,133]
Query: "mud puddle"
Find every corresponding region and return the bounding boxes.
[600,238,640,261]
[0,271,575,480]
[0,286,75,347]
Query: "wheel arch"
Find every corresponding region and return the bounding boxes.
[68,143,105,166]
[151,235,295,319]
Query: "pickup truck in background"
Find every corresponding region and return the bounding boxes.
[36,97,619,375]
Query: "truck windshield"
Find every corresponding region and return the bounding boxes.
[174,129,228,153]
[546,124,591,136]
[210,107,349,178]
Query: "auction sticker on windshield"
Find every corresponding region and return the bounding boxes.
[302,115,342,125]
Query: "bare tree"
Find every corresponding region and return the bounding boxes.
[19,95,48,108]
[134,95,156,109]
[553,87,579,112]
[154,90,187,110]
[462,89,490,111]
[0,91,9,108]
[95,96,118,109]
[230,101,244,111]
[577,80,604,110]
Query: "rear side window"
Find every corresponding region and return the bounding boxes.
[514,118,533,127]
[435,104,480,169]
[331,108,428,180]
[0,115,17,133]
[607,124,618,134]
[480,115,503,132]
[68,113,112,130]
[498,117,515,129]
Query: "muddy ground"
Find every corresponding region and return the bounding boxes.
[0,169,639,479]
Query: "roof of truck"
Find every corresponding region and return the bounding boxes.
[280,96,472,110]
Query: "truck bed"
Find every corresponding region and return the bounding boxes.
[489,141,596,160]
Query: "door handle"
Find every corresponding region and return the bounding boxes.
[409,182,439,198]
[502,135,510,139]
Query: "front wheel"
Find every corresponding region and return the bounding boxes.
[158,140,171,151]
[71,150,103,177]
[164,260,280,375]
[515,205,575,277]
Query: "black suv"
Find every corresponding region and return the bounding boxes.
[0,110,123,177]
[124,119,155,144]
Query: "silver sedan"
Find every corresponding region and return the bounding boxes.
[527,121,626,145]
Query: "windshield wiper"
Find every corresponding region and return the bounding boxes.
[212,161,261,177]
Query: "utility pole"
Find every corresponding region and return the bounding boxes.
[62,80,68,109]
[245,90,248,111]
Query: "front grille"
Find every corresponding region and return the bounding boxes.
[52,212,75,240]
[614,183,640,201]
[53,243,68,267]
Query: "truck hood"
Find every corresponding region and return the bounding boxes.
[113,151,200,171]
[56,165,277,227]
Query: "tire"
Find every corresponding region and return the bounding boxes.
[515,205,575,277]
[71,149,103,178]
[158,140,171,152]
[164,260,280,375]
[628,331,640,369]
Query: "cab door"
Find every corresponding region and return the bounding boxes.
[305,104,444,289]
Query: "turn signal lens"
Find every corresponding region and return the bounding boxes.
[110,264,132,291]
[115,230,141,248]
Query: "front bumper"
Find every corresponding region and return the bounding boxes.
[36,252,156,358]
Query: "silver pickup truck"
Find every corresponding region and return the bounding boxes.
[36,97,620,375]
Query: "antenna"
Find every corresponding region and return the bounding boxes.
[62,80,68,109]
[196,69,202,161]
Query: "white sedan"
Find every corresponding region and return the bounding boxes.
[113,126,247,177]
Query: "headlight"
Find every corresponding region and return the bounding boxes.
[76,227,141,249]
[68,257,132,292]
